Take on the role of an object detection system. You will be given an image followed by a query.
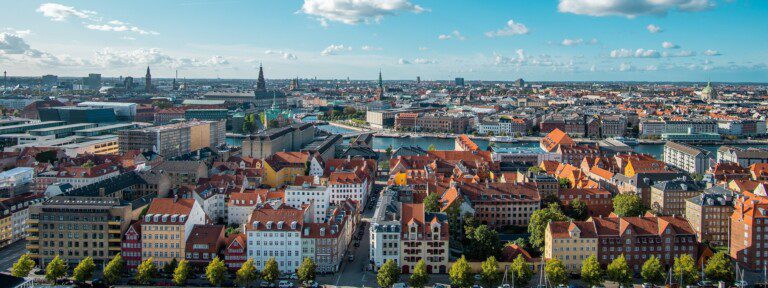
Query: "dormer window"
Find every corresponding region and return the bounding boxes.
[253,221,260,228]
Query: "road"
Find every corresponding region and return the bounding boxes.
[0,240,27,272]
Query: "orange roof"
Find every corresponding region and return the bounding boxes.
[457,134,479,151]
[540,128,575,152]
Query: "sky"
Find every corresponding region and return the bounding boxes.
[0,0,766,82]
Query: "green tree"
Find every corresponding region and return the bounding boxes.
[297,257,317,284]
[481,256,502,288]
[510,254,533,286]
[545,258,569,286]
[11,253,35,278]
[173,259,192,286]
[409,259,429,288]
[581,255,604,287]
[527,166,542,174]
[468,225,503,260]
[73,256,95,283]
[377,259,400,288]
[423,193,441,213]
[135,257,157,285]
[236,258,259,287]
[45,255,68,283]
[103,253,124,284]
[385,145,393,159]
[164,258,178,275]
[567,199,589,221]
[558,178,572,189]
[673,254,700,286]
[449,256,474,288]
[205,257,227,287]
[427,144,436,151]
[613,193,645,217]
[704,252,734,284]
[606,254,632,287]
[261,257,280,284]
[641,256,665,285]
[528,203,569,251]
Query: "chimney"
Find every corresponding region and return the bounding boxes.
[99,187,105,197]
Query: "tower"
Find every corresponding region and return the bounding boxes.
[256,63,266,92]
[375,70,384,100]
[172,69,178,91]
[145,66,152,93]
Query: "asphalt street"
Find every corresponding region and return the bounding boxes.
[0,240,27,272]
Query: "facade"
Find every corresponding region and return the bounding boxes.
[117,120,225,158]
[718,146,768,167]
[151,161,208,188]
[227,192,264,226]
[141,198,207,267]
[246,203,309,273]
[185,224,226,269]
[663,141,711,175]
[460,182,541,228]
[650,178,702,216]
[370,187,401,270]
[685,186,733,246]
[26,196,132,267]
[224,233,247,270]
[39,107,116,124]
[285,182,330,223]
[0,193,44,248]
[640,119,718,138]
[185,109,228,122]
[77,102,137,121]
[121,222,142,270]
[730,192,768,270]
[545,221,598,273]
[399,203,450,274]
[241,123,316,159]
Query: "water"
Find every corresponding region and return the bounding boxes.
[228,125,768,159]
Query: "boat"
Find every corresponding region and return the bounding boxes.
[613,136,639,146]
[490,136,519,143]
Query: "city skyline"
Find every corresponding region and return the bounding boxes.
[0,0,766,82]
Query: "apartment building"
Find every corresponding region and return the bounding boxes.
[458,182,541,228]
[399,203,450,274]
[246,203,310,273]
[0,193,44,248]
[663,141,711,175]
[117,120,225,158]
[151,161,208,188]
[685,186,734,246]
[241,123,315,159]
[141,198,207,267]
[545,221,598,273]
[227,192,263,226]
[121,222,142,270]
[285,182,330,223]
[224,233,247,270]
[718,146,768,167]
[370,187,402,270]
[302,201,356,273]
[185,225,226,269]
[27,196,132,267]
[730,191,768,270]
[650,178,703,216]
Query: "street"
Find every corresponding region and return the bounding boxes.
[0,240,27,272]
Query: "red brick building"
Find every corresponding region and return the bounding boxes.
[185,225,226,270]
[730,192,768,270]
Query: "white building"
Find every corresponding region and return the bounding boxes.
[246,204,309,273]
[0,167,34,190]
[328,171,369,207]
[369,188,401,270]
[663,141,711,175]
[285,181,329,223]
[192,185,228,224]
[227,192,263,226]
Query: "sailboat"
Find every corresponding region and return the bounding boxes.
[498,265,512,288]
[537,260,547,288]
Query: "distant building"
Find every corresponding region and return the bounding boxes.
[700,82,717,101]
[38,107,117,124]
[85,73,101,91]
[650,177,703,216]
[41,74,58,86]
[117,120,225,158]
[241,123,315,159]
[454,77,464,87]
[663,141,711,175]
[718,146,768,166]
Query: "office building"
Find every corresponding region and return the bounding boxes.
[39,107,116,124]
[77,102,137,121]
[118,120,225,158]
[241,123,315,159]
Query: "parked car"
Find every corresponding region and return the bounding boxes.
[348,255,354,262]
[279,280,294,288]
[393,283,407,288]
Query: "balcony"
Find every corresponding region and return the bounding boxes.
[27,219,38,224]
[26,244,39,250]
[108,220,121,226]
[108,238,121,242]
[108,229,121,234]
[26,235,38,241]
[27,227,38,233]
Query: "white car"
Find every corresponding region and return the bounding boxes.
[279,280,294,288]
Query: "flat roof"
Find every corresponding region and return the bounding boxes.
[75,123,137,133]
[0,121,65,131]
[29,123,96,133]
[492,147,548,154]
[78,101,137,107]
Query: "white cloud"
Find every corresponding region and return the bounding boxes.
[36,3,96,21]
[0,33,32,54]
[438,30,465,41]
[661,50,694,57]
[204,55,229,66]
[644,65,658,71]
[561,38,585,46]
[92,48,229,69]
[321,44,351,56]
[646,24,662,33]
[619,62,633,72]
[418,46,429,51]
[265,50,298,60]
[398,58,411,65]
[558,0,714,17]
[413,58,435,64]
[610,48,660,58]
[361,45,382,51]
[300,0,426,26]
[484,20,529,37]
[86,24,158,35]
[3,28,32,37]
[662,41,679,49]
[493,49,526,66]
[703,49,721,56]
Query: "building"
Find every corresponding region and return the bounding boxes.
[121,222,142,270]
[241,123,316,159]
[718,146,768,167]
[0,193,44,248]
[246,203,309,273]
[77,102,137,121]
[650,178,702,216]
[0,167,34,197]
[640,119,718,138]
[118,120,225,158]
[370,187,402,270]
[152,161,208,188]
[185,109,228,122]
[700,82,717,101]
[85,73,101,91]
[39,107,116,124]
[730,191,768,270]
[262,152,310,188]
[285,181,329,223]
[227,191,268,226]
[145,67,152,92]
[545,221,598,273]
[663,141,711,175]
[26,196,132,267]
[399,203,450,274]
[685,186,733,246]
[302,201,357,273]
[459,182,541,228]
[224,233,247,270]
[185,225,226,269]
[454,77,465,87]
[141,198,207,267]
[540,128,576,152]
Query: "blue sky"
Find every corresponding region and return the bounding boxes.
[0,0,766,82]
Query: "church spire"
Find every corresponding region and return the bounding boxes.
[145,66,152,93]
[256,63,266,92]
[378,69,383,90]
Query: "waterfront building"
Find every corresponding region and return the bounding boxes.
[491,147,561,166]
[663,141,712,175]
[718,146,768,166]
[241,123,315,159]
[540,128,576,152]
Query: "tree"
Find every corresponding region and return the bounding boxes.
[409,259,429,288]
[581,255,604,287]
[136,257,157,285]
[261,257,280,284]
[558,178,572,189]
[673,254,700,286]
[528,203,569,251]
[641,256,665,285]
[606,254,632,287]
[173,259,192,286]
[385,145,393,159]
[236,258,259,287]
[449,256,473,288]
[510,254,533,286]
[35,150,58,164]
[164,258,178,275]
[704,252,734,284]
[427,144,436,151]
[527,166,542,174]
[45,255,68,283]
[11,253,35,278]
[468,225,503,260]
[206,257,227,287]
[481,256,502,288]
[297,257,317,284]
[73,256,95,283]
[567,199,589,221]
[103,253,124,284]
[423,193,441,213]
[377,259,400,288]
[545,258,569,286]
[613,193,645,217]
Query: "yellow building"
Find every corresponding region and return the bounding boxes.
[141,198,206,267]
[544,221,598,273]
[261,152,309,188]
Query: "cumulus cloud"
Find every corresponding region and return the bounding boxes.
[204,55,229,66]
[398,58,411,65]
[484,20,529,37]
[321,44,351,56]
[361,45,382,51]
[561,38,597,46]
[0,33,90,67]
[619,62,633,72]
[493,49,527,66]
[662,41,679,49]
[36,3,96,21]
[610,48,660,58]
[3,28,32,37]
[300,0,426,26]
[92,48,229,69]
[438,30,465,41]
[265,50,298,60]
[86,24,158,35]
[646,24,662,33]
[703,49,721,56]
[558,0,714,17]
[0,33,32,54]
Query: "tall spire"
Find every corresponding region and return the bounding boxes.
[145,66,152,93]
[256,63,266,92]
[378,69,383,90]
